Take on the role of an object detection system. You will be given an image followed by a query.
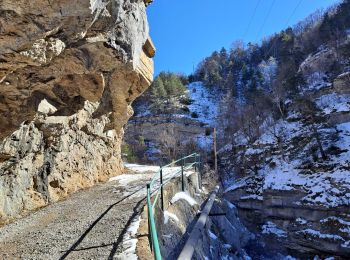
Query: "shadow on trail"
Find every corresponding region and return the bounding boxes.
[107,196,146,259]
[66,243,113,252]
[59,186,146,260]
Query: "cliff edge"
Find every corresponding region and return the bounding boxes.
[0,0,155,224]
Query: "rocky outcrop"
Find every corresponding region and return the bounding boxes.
[215,26,350,253]
[225,188,350,258]
[125,115,208,162]
[334,72,350,94]
[0,0,155,224]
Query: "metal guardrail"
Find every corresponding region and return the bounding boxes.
[146,153,202,260]
[178,185,220,259]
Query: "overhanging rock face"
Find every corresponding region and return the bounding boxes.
[0,0,155,224]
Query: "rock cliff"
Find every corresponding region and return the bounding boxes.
[220,67,350,258]
[210,15,350,255]
[0,0,154,224]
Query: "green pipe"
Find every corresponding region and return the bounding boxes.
[147,191,162,260]
[150,153,198,185]
[146,153,200,260]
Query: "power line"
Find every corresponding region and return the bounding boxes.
[231,0,303,99]
[285,0,303,28]
[265,0,303,57]
[255,0,276,42]
[243,0,262,39]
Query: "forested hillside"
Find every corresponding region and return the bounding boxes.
[189,1,350,152]
[191,1,350,257]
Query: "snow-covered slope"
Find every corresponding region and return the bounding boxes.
[186,82,221,126]
[220,41,350,257]
[125,81,222,162]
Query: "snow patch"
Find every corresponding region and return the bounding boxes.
[296,218,307,225]
[218,144,233,154]
[208,230,218,240]
[225,200,236,209]
[116,216,141,260]
[124,164,161,173]
[262,221,287,238]
[297,229,344,242]
[187,82,221,126]
[321,216,350,226]
[223,244,232,249]
[305,72,331,91]
[342,240,350,248]
[258,57,277,90]
[171,192,197,206]
[109,173,145,185]
[224,176,250,193]
[316,92,350,114]
[164,211,179,225]
[240,194,263,201]
[225,119,350,208]
[262,159,302,191]
[283,256,298,260]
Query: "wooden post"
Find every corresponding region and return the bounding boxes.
[198,154,202,190]
[213,127,217,174]
[181,158,184,192]
[160,167,164,211]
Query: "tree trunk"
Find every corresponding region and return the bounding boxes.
[312,125,327,160]
[277,100,284,119]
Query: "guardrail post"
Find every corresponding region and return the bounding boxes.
[181,158,184,192]
[160,167,164,211]
[198,154,202,190]
[194,154,197,173]
[146,184,153,251]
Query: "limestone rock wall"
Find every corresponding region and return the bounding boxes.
[0,0,154,224]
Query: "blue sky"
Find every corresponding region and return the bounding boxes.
[147,0,340,75]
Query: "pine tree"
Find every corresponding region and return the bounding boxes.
[151,76,166,98]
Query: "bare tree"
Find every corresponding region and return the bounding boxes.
[265,117,288,160]
[294,96,328,160]
[158,126,180,161]
[216,90,238,147]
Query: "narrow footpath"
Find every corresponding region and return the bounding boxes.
[0,165,161,260]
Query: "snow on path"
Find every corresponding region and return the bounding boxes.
[0,162,196,260]
[124,163,161,173]
[117,216,141,260]
[108,163,197,257]
[0,166,151,260]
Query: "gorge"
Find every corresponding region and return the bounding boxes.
[1,0,350,259]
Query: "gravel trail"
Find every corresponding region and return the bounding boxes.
[0,168,155,260]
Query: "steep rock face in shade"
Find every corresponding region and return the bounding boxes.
[0,0,155,224]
